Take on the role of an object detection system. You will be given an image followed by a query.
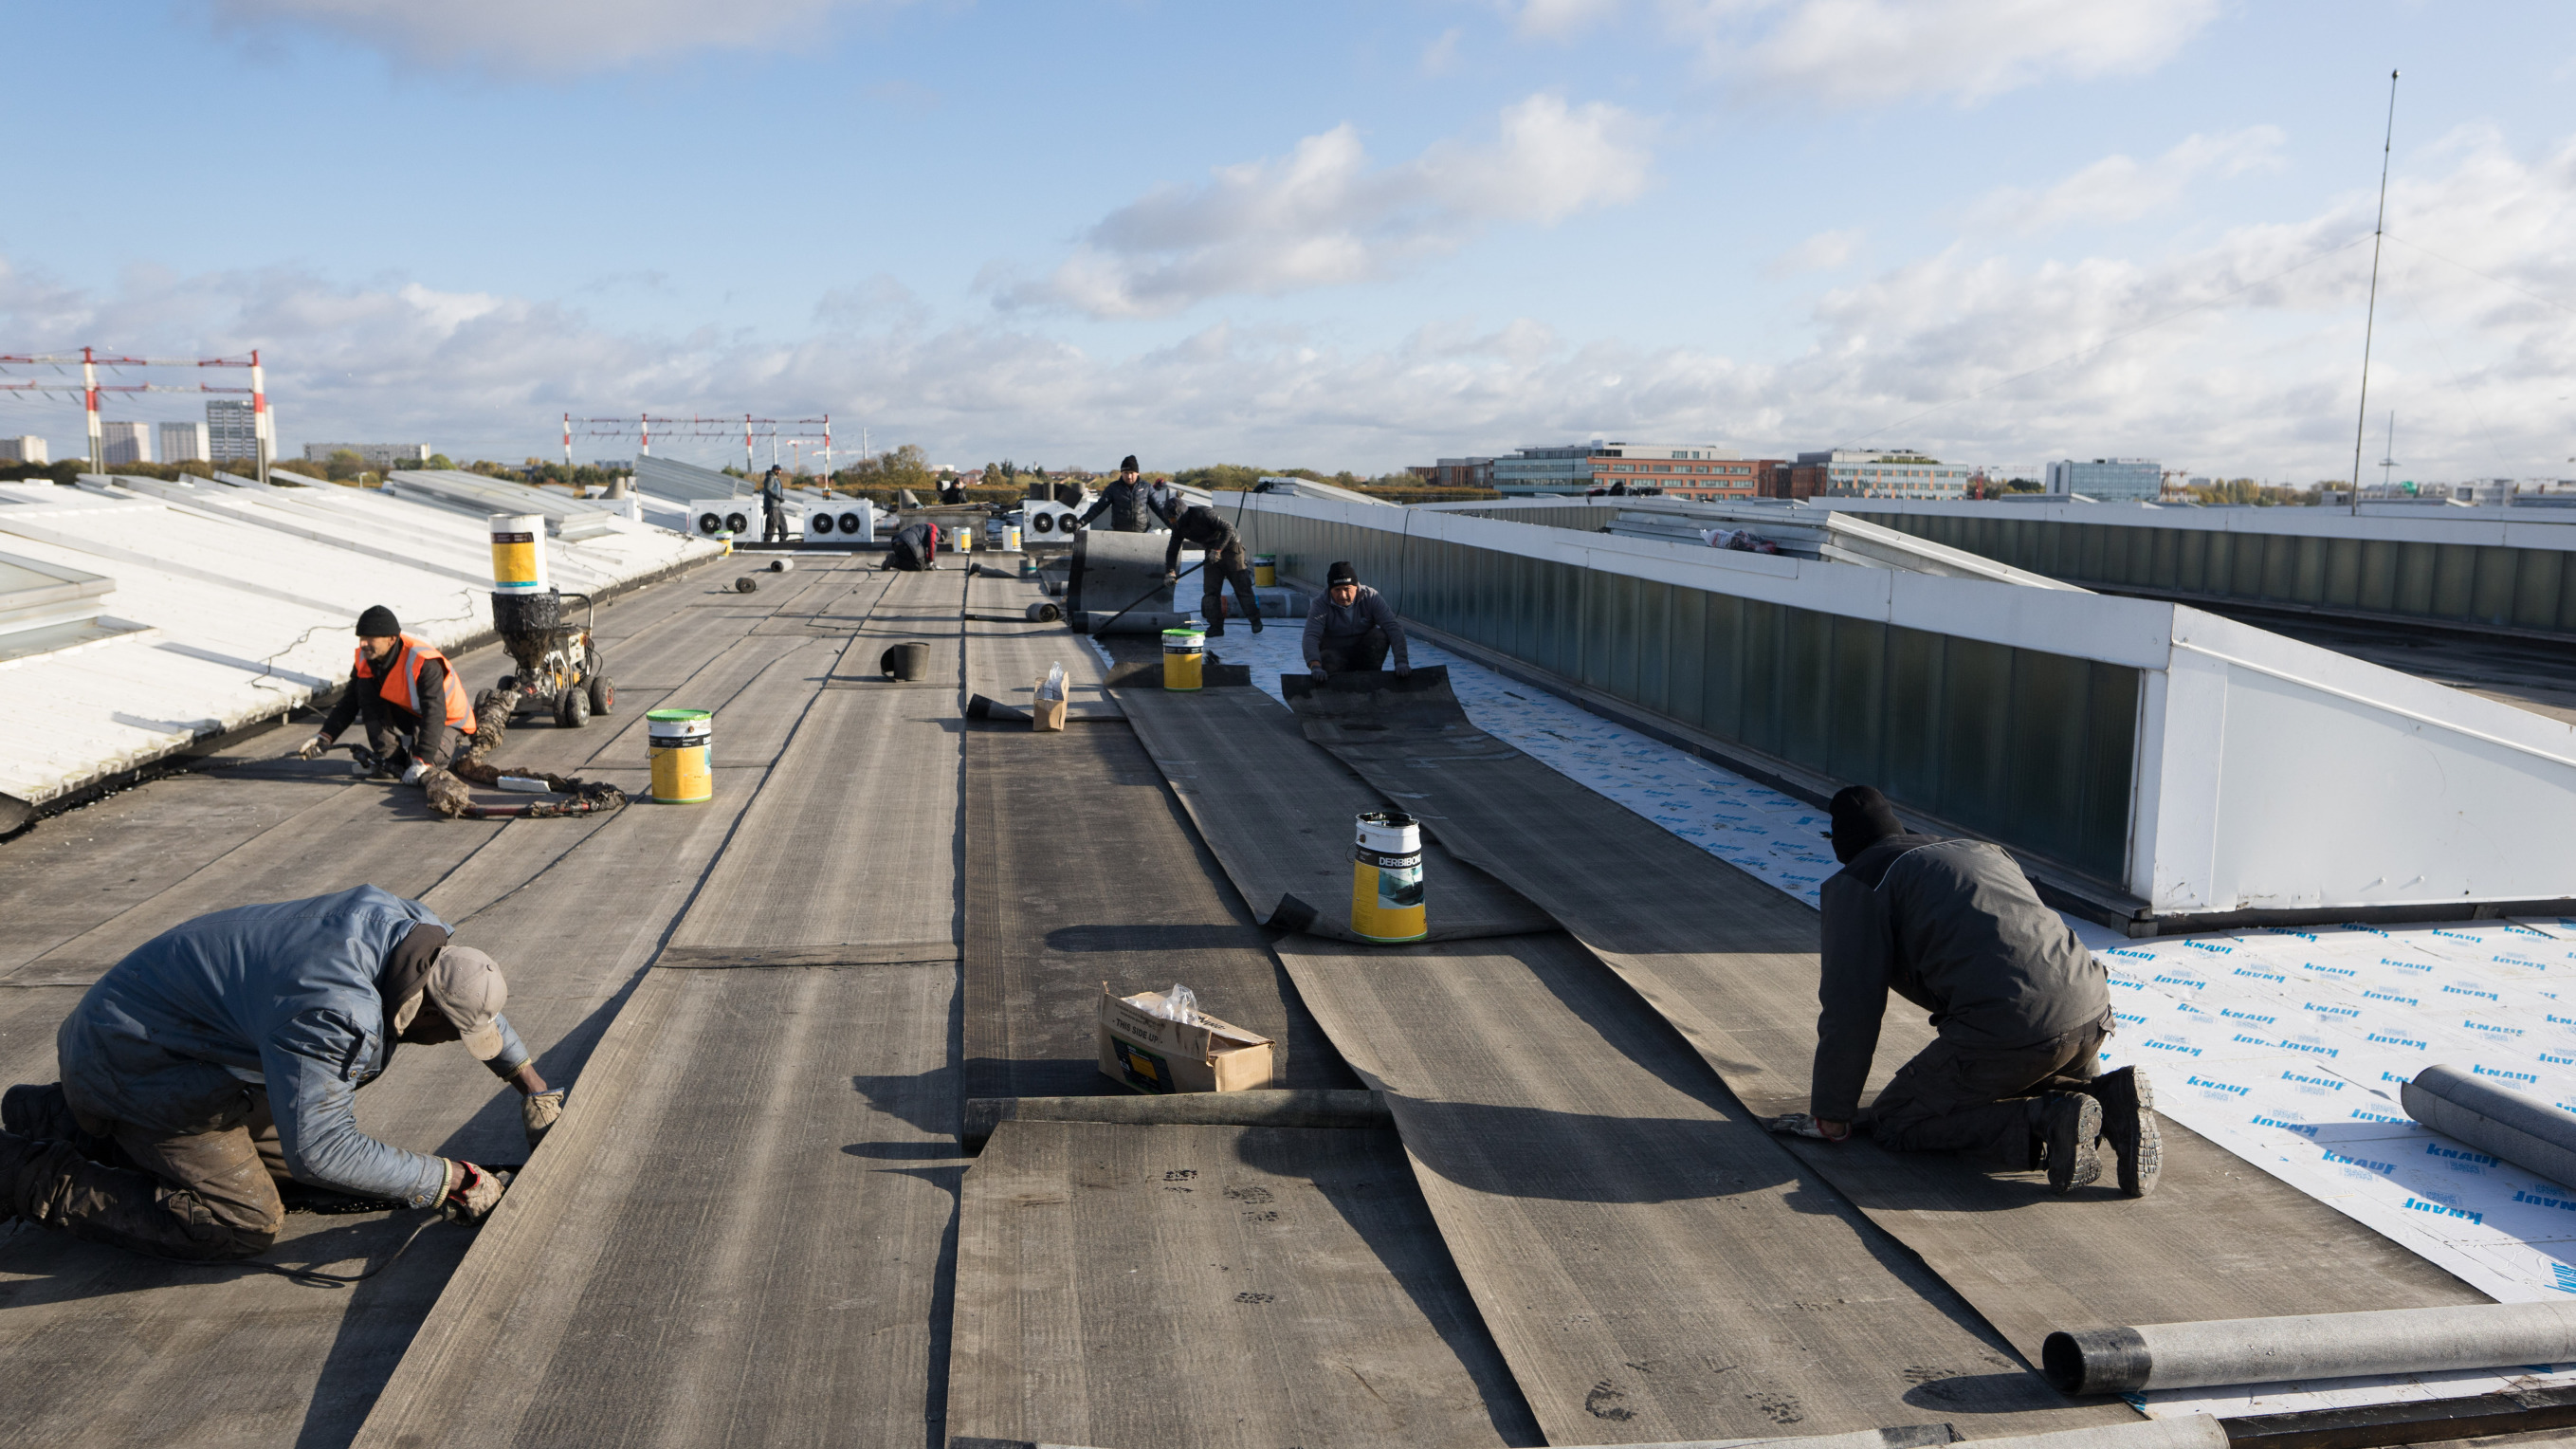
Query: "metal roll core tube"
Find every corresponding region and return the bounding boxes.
[2044,1301,2576,1395]
[2402,1063,2576,1190]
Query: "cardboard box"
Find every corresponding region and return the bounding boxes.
[1098,987,1278,1093]
[1032,673,1067,732]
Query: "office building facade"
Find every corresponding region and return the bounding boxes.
[0,436,46,465]
[100,421,151,466]
[303,442,430,469]
[208,400,262,464]
[1493,441,1742,496]
[1803,449,1971,499]
[159,421,210,464]
[2046,458,2162,503]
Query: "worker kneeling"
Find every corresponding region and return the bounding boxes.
[0,886,563,1260]
[292,605,476,784]
[1777,787,2158,1197]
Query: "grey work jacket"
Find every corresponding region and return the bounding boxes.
[1811,835,2108,1121]
[57,885,530,1207]
[1301,584,1410,669]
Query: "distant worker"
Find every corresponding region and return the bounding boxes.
[759,465,789,545]
[1302,561,1410,680]
[293,606,476,782]
[1155,496,1262,638]
[1079,456,1155,533]
[938,478,967,505]
[882,521,940,572]
[1772,787,2156,1198]
[0,886,561,1260]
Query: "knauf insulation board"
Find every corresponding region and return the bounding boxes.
[947,1119,1538,1448]
[1268,930,2125,1444]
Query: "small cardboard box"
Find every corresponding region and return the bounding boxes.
[1098,987,1278,1093]
[1032,673,1067,732]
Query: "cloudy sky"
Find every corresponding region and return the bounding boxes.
[4,1,2571,480]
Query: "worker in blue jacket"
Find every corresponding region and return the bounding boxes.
[0,886,563,1261]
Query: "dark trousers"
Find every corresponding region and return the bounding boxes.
[1867,1017,2109,1170]
[884,539,929,572]
[1198,541,1259,630]
[1318,627,1391,673]
[362,698,455,769]
[4,1081,285,1261]
[762,500,788,544]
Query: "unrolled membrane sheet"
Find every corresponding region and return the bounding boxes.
[1268,930,2127,1444]
[1110,683,1557,944]
[962,571,1119,720]
[946,1119,1538,1448]
[1267,669,2476,1361]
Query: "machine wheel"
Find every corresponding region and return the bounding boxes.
[557,687,592,728]
[588,673,616,716]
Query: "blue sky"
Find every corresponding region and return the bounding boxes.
[3,0,2570,480]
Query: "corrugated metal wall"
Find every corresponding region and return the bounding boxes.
[1852,511,2576,635]
[1244,511,2140,888]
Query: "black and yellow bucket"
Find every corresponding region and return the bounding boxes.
[1252,553,1276,587]
[647,708,712,803]
[1161,628,1206,691]
[1351,810,1427,942]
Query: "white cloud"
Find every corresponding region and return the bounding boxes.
[1966,126,2287,233]
[1766,227,1864,276]
[1422,27,1466,75]
[5,131,2567,482]
[1678,0,2220,105]
[206,0,886,73]
[1510,0,1623,38]
[997,94,1654,318]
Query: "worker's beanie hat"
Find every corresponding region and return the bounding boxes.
[424,945,510,1061]
[1825,786,1905,864]
[1120,455,1140,472]
[355,604,401,636]
[1326,560,1359,586]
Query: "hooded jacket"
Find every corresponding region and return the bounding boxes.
[1811,834,2108,1121]
[56,886,530,1207]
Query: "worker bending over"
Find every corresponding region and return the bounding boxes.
[1303,561,1410,679]
[0,886,563,1260]
[1078,455,1156,533]
[1156,497,1263,637]
[882,521,940,572]
[1777,787,2157,1196]
[294,606,476,782]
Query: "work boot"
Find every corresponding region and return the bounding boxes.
[2037,1093,2103,1194]
[1250,615,1264,633]
[1205,621,1226,637]
[2076,1067,2161,1198]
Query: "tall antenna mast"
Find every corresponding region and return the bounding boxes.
[2348,69,2399,517]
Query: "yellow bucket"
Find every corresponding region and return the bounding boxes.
[648,708,712,803]
[489,513,548,595]
[1253,553,1276,588]
[1161,628,1206,691]
[1350,810,1427,942]
[1007,525,1022,551]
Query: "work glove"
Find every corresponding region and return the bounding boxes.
[522,1089,567,1148]
[293,733,329,761]
[400,758,429,786]
[1394,665,1411,678]
[1308,666,1328,683]
[1763,1112,1850,1142]
[1164,570,1178,583]
[438,1160,509,1223]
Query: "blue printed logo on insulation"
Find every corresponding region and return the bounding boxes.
[2142,1038,2202,1058]
[2324,1149,2396,1174]
[2183,940,2237,955]
[2384,957,2435,973]
[2367,1033,2429,1051]
[2236,966,2289,983]
[2427,1143,2499,1166]
[2443,984,2503,1002]
[2253,1114,2317,1135]
[2305,1002,2361,1018]
[2185,1074,2248,1096]
[2153,974,2207,991]
[2364,990,2421,1007]
[2349,1109,2409,1124]
[2220,1008,2277,1024]
[2405,1198,2483,1224]
[2307,963,2358,978]
[2465,1019,2526,1038]
[2282,1070,2345,1091]
[2516,1192,2576,1213]
[2473,1063,2540,1085]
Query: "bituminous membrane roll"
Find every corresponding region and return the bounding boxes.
[2043,1300,2576,1395]
[2401,1062,2576,1192]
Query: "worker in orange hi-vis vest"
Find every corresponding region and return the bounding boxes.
[294,605,477,784]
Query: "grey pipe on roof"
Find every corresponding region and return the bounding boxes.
[2044,1301,2576,1395]
[2402,1063,2576,1189]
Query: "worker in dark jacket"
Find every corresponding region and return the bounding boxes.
[0,886,561,1260]
[1774,787,2155,1197]
[882,521,939,572]
[1303,561,1410,678]
[293,606,476,782]
[1078,456,1155,533]
[759,466,789,544]
[1156,497,1263,637]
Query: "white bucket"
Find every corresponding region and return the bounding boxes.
[489,513,549,595]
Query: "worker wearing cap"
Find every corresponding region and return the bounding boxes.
[292,606,477,782]
[0,886,562,1260]
[1302,561,1410,680]
[759,465,789,545]
[1078,456,1156,533]
[1154,495,1263,638]
[1772,786,2157,1198]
